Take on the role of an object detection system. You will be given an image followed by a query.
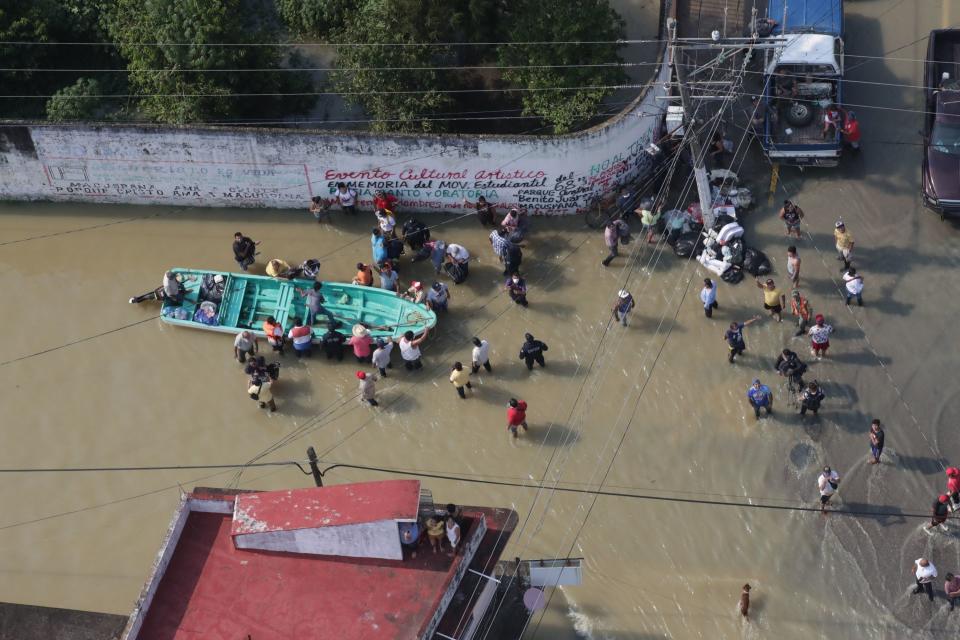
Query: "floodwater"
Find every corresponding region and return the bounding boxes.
[1,1,960,638]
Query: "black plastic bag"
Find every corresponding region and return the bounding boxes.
[673,232,703,258]
[721,266,744,283]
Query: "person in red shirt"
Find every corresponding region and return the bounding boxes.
[841,110,861,151]
[374,190,398,213]
[506,398,528,438]
[947,467,960,511]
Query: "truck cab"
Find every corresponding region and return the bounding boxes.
[921,29,960,217]
[760,0,844,167]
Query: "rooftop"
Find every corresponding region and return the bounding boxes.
[123,483,517,640]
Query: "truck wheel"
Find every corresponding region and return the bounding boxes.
[785,101,815,127]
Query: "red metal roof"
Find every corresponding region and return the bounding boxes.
[231,479,420,536]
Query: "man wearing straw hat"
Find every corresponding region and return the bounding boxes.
[348,324,373,363]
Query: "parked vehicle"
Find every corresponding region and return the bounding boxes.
[760,0,845,167]
[922,29,960,217]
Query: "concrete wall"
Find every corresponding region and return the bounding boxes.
[0,32,669,215]
[233,519,403,560]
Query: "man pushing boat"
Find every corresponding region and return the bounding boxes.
[129,271,185,305]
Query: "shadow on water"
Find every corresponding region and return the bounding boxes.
[834,501,908,527]
[530,423,582,449]
[894,454,948,476]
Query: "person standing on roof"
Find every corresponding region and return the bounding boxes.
[506,398,528,438]
[399,328,429,371]
[612,289,635,327]
[357,371,379,407]
[232,232,259,271]
[723,316,761,364]
[602,218,630,267]
[834,220,854,271]
[700,278,719,318]
[519,333,548,370]
[808,314,833,360]
[372,338,393,377]
[471,337,491,374]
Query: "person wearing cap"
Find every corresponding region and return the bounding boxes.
[372,337,394,377]
[700,278,718,318]
[288,317,314,358]
[612,289,635,327]
[471,337,492,374]
[818,466,840,511]
[357,371,379,407]
[262,316,285,355]
[778,200,804,239]
[755,278,785,322]
[232,232,259,271]
[353,262,374,286]
[808,314,833,359]
[790,289,812,337]
[926,495,951,534]
[449,362,473,399]
[946,467,960,512]
[404,281,427,304]
[375,261,400,293]
[233,330,259,363]
[375,208,397,238]
[519,333,548,370]
[911,558,938,601]
[834,221,854,270]
[504,273,528,307]
[723,316,760,363]
[746,379,773,419]
[506,398,529,438]
[399,328,429,371]
[266,258,292,278]
[347,325,373,363]
[868,419,884,465]
[842,266,864,306]
[427,281,450,311]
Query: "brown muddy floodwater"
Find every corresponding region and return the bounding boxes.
[3,3,960,638]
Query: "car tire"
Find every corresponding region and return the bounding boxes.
[785,101,815,127]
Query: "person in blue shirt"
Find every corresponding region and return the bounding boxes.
[371,228,388,266]
[723,316,760,363]
[746,379,773,419]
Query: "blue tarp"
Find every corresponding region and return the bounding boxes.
[769,0,843,36]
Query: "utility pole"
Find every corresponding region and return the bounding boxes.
[668,17,715,228]
[307,446,323,487]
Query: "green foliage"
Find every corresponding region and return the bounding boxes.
[498,0,627,133]
[103,0,316,124]
[276,0,358,38]
[45,78,104,121]
[330,0,463,133]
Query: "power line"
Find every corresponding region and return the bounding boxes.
[0,316,159,367]
[0,38,667,48]
[0,460,309,474]
[0,83,644,100]
[0,61,662,73]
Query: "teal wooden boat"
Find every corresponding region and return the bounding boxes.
[158,268,437,341]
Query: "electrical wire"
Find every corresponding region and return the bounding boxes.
[0,61,663,73]
[0,38,669,48]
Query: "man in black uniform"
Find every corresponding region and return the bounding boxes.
[799,381,825,417]
[232,232,259,271]
[321,327,346,361]
[774,348,807,391]
[519,333,548,370]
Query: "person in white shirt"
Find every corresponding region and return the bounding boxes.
[375,209,396,238]
[372,338,394,377]
[333,182,357,215]
[445,243,471,282]
[233,330,258,363]
[471,337,491,373]
[399,328,429,371]
[817,466,841,511]
[808,314,833,359]
[700,278,718,318]
[842,267,864,306]
[911,558,937,601]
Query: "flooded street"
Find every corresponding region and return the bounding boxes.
[2,1,960,638]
